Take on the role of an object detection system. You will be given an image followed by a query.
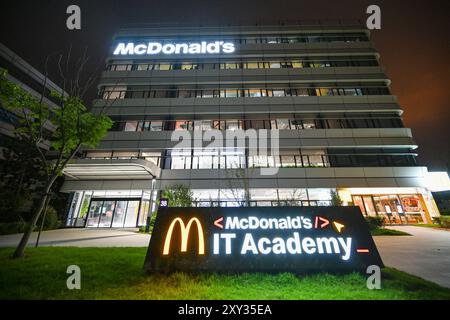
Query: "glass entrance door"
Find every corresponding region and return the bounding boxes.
[86,200,103,227]
[124,200,140,227]
[98,200,115,227]
[111,200,128,227]
[86,198,142,228]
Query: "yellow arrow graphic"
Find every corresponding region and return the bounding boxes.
[333,221,345,233]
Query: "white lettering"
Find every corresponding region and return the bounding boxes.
[113,42,135,55]
[241,233,258,254]
[112,41,236,56]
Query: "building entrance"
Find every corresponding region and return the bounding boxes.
[85,198,145,228]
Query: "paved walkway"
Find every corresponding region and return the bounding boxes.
[0,228,150,247]
[374,226,450,288]
[1,226,449,288]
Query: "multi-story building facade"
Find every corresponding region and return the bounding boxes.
[0,42,64,151]
[62,22,440,228]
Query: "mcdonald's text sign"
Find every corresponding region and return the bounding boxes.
[144,207,383,273]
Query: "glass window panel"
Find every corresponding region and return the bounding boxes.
[202,90,214,98]
[86,151,112,159]
[138,200,149,226]
[276,119,290,129]
[98,200,114,227]
[400,195,423,213]
[111,200,128,227]
[149,121,163,131]
[269,62,281,68]
[278,189,308,200]
[159,64,171,70]
[137,64,149,71]
[226,120,240,130]
[86,200,103,227]
[124,201,140,227]
[248,89,261,97]
[249,189,278,201]
[112,151,139,159]
[363,196,377,216]
[272,89,285,97]
[308,188,333,201]
[303,120,316,129]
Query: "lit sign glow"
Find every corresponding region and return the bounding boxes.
[113,41,235,55]
[144,207,384,273]
[162,217,205,255]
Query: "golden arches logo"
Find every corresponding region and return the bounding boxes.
[162,217,205,255]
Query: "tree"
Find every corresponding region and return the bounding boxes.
[0,69,112,258]
[160,184,194,207]
[330,190,343,206]
[0,136,45,222]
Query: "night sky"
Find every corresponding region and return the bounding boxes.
[1,0,449,171]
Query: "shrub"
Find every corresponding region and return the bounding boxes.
[37,206,61,230]
[433,216,450,228]
[365,216,385,231]
[138,211,158,233]
[148,211,158,233]
[0,220,28,235]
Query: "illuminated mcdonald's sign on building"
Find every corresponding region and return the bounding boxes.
[162,217,205,255]
[144,207,384,273]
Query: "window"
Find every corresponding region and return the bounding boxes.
[226,120,241,130]
[159,64,170,70]
[202,120,213,130]
[248,89,262,97]
[175,121,191,130]
[269,62,281,68]
[302,120,316,129]
[222,63,239,69]
[137,64,149,71]
[246,62,259,69]
[178,90,192,98]
[112,64,132,71]
[272,89,285,97]
[124,121,138,132]
[276,119,290,130]
[103,86,126,99]
[113,151,139,159]
[213,120,225,130]
[181,63,196,70]
[150,121,163,131]
[292,61,303,68]
[86,151,112,159]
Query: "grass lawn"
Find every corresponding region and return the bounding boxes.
[0,247,449,300]
[371,228,411,236]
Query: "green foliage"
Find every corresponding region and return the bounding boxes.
[1,248,450,299]
[330,190,343,206]
[160,184,194,207]
[37,206,61,230]
[432,216,450,228]
[0,220,28,235]
[0,69,113,175]
[365,216,386,231]
[138,211,158,233]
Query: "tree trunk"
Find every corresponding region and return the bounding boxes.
[12,179,54,258]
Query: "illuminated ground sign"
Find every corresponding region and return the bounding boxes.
[144,207,383,273]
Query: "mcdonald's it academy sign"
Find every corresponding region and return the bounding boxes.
[144,207,383,273]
